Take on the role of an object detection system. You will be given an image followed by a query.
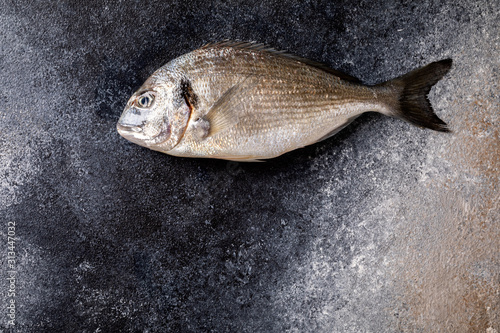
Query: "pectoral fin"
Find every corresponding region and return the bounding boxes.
[203,77,256,137]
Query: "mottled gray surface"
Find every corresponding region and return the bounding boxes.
[1,1,498,332]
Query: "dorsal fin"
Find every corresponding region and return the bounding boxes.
[201,40,362,84]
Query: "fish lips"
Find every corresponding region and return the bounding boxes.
[117,120,172,147]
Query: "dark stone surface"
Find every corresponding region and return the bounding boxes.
[1,1,498,332]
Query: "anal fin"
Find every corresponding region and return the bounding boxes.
[314,116,360,144]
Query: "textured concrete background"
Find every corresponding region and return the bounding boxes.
[1,0,498,332]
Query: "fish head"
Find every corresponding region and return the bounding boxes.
[117,75,191,152]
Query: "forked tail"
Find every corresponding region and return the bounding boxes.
[380,59,452,132]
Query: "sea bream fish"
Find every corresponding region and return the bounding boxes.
[117,41,452,161]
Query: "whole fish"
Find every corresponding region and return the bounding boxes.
[117,41,452,161]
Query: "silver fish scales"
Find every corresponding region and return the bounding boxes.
[117,41,452,161]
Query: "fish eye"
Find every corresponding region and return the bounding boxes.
[136,92,155,108]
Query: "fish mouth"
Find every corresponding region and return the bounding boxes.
[116,121,171,147]
[117,123,142,134]
[116,122,148,146]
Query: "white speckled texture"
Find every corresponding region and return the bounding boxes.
[0,1,498,332]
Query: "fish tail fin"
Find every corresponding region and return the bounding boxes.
[380,59,452,132]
